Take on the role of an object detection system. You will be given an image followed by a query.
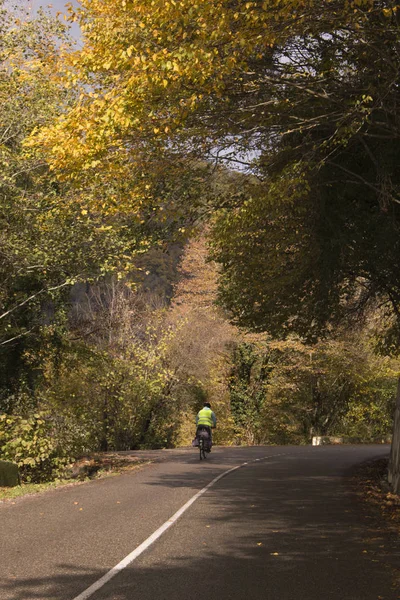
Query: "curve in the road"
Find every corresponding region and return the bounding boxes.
[71,453,288,600]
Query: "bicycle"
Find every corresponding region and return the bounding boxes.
[194,425,213,460]
[199,436,207,460]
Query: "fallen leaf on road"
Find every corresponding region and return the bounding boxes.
[79,508,83,511]
[206,525,211,528]
[362,550,368,553]
[116,501,121,504]
[74,502,79,505]
[257,542,263,546]
[270,552,279,555]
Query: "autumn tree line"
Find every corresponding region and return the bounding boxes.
[1,0,400,490]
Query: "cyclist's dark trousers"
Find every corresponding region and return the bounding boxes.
[196,425,212,447]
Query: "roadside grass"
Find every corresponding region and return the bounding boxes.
[0,454,152,503]
[0,479,73,501]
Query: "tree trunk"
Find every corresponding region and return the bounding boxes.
[388,378,400,494]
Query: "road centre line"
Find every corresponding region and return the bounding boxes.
[71,453,283,600]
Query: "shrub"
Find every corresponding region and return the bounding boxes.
[0,413,69,482]
[0,460,20,487]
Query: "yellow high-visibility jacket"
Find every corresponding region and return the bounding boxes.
[196,407,217,428]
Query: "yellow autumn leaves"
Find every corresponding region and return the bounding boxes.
[26,0,384,218]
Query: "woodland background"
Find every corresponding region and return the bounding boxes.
[0,0,399,487]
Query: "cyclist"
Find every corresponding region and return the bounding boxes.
[195,402,217,452]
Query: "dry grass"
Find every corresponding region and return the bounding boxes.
[0,454,152,503]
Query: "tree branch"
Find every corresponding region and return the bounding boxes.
[0,280,72,322]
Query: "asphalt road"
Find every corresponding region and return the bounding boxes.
[1,445,399,600]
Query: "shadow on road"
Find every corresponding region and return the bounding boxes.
[2,530,398,600]
[3,452,399,600]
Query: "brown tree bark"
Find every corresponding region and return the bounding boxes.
[388,378,400,495]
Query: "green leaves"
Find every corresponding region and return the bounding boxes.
[228,332,398,445]
[0,412,68,482]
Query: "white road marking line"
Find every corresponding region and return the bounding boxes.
[71,454,280,600]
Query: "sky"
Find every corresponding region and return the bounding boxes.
[27,0,79,15]
[26,0,81,42]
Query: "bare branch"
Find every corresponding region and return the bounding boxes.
[0,328,35,346]
[0,280,72,322]
[328,161,400,205]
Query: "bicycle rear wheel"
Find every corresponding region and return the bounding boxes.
[199,439,207,460]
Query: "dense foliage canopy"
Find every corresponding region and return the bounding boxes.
[2,0,400,487]
[33,0,400,344]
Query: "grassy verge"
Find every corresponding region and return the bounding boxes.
[0,479,73,501]
[0,454,152,503]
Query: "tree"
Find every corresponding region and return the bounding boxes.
[0,4,149,410]
[228,331,397,445]
[33,0,400,340]
[31,0,400,489]
[31,2,396,177]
